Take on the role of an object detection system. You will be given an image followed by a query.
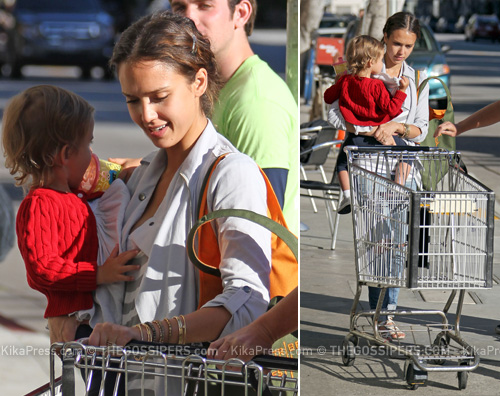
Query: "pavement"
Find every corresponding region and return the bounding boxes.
[299,98,500,395]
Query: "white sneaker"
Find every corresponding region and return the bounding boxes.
[338,196,351,215]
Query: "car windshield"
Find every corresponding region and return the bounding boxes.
[15,0,100,13]
[413,27,438,52]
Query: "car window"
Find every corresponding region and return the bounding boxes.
[15,0,100,13]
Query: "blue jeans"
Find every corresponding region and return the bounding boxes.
[367,176,417,315]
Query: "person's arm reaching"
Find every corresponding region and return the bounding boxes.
[435,100,500,137]
[207,287,298,361]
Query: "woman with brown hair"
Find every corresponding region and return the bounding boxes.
[87,10,273,359]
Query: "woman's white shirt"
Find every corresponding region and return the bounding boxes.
[120,120,271,337]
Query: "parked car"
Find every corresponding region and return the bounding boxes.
[420,15,439,32]
[316,13,356,38]
[5,0,116,79]
[464,14,500,42]
[344,20,451,109]
[435,17,458,33]
[454,15,469,34]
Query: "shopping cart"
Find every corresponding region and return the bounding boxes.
[26,341,298,396]
[341,146,494,390]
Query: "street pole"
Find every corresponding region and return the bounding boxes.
[286,0,299,104]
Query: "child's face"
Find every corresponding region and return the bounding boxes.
[371,54,384,75]
[118,60,207,152]
[67,124,94,190]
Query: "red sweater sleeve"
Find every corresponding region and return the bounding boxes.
[323,76,344,104]
[17,191,98,293]
[372,81,407,119]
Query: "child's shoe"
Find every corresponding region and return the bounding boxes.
[338,196,351,215]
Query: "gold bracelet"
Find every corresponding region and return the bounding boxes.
[402,123,410,139]
[133,324,144,341]
[180,315,187,344]
[153,320,164,343]
[163,318,172,343]
[145,322,157,342]
[143,322,152,342]
[173,316,185,344]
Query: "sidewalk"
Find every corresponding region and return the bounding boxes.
[299,100,500,395]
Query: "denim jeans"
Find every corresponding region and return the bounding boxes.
[366,175,417,316]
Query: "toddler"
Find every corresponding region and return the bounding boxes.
[324,35,411,215]
[2,85,138,343]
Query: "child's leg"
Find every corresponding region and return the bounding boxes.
[394,161,412,185]
[338,169,350,197]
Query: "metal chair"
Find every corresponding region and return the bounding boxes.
[300,121,344,250]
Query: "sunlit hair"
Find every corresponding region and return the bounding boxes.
[345,35,385,75]
[2,85,94,188]
[383,11,421,40]
[228,0,257,36]
[110,11,221,117]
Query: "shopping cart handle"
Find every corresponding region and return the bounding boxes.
[125,339,210,356]
[251,354,298,371]
[344,145,445,153]
[124,341,298,370]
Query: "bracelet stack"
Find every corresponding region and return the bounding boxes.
[136,316,186,344]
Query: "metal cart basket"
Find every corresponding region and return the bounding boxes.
[26,341,298,396]
[341,146,494,390]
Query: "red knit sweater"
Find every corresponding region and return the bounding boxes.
[16,188,98,318]
[323,74,407,126]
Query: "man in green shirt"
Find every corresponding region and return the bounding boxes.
[171,0,299,235]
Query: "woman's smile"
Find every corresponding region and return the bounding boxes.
[149,123,170,138]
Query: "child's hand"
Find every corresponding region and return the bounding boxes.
[97,245,140,285]
[399,76,409,92]
[108,157,142,183]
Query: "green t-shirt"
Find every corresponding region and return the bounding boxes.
[212,55,299,235]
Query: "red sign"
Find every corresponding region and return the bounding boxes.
[315,37,344,66]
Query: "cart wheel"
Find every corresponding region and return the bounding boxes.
[457,371,468,390]
[457,361,469,390]
[430,335,448,365]
[348,334,359,347]
[342,338,356,367]
[405,362,427,390]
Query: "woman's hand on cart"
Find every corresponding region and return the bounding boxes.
[88,322,140,347]
[208,323,274,362]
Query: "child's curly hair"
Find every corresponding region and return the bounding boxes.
[2,85,95,188]
[345,35,385,75]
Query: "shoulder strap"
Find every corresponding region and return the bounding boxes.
[415,69,420,100]
[187,154,298,277]
[196,153,228,221]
